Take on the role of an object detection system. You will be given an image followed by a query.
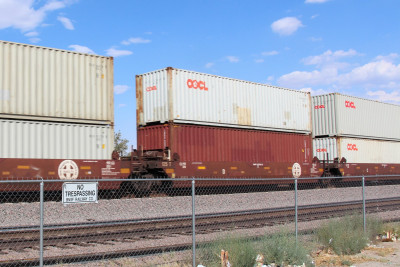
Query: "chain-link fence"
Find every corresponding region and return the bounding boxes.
[0,175,399,266]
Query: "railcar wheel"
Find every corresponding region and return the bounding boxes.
[319,172,333,188]
[133,174,154,197]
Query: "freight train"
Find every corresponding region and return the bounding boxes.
[0,41,399,196]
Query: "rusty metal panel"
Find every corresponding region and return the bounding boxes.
[313,137,400,163]
[0,40,114,124]
[0,119,113,159]
[312,93,400,141]
[138,123,312,163]
[137,67,311,133]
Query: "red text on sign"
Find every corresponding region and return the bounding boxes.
[146,86,157,92]
[314,105,325,109]
[187,79,208,91]
[316,148,327,152]
[347,144,358,151]
[345,101,356,109]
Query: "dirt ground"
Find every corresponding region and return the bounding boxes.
[313,240,400,267]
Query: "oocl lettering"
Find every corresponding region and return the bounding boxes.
[187,79,208,91]
[347,144,358,151]
[146,85,157,92]
[345,100,356,109]
[314,105,325,109]
[316,148,327,152]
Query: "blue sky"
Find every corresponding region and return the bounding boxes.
[1,0,400,149]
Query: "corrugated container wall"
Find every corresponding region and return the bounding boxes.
[313,137,400,163]
[0,119,113,159]
[312,93,400,141]
[0,40,114,124]
[138,123,312,163]
[137,68,312,134]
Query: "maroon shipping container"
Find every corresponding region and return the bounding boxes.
[137,123,313,179]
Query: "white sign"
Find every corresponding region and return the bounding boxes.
[292,163,302,178]
[62,182,98,204]
[58,160,79,180]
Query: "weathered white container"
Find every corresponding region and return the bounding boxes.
[312,93,400,141]
[136,67,312,133]
[313,137,400,163]
[0,119,113,159]
[0,40,114,124]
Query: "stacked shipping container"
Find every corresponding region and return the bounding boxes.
[312,93,400,163]
[0,40,114,159]
[136,67,313,178]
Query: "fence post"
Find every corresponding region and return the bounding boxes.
[362,176,366,233]
[192,178,196,267]
[295,178,298,242]
[39,179,44,267]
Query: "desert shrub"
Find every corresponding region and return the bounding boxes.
[260,230,312,266]
[316,215,382,255]
[197,234,256,267]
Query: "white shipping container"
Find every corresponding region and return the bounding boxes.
[0,40,114,124]
[136,67,312,133]
[0,119,113,159]
[312,93,400,140]
[313,137,400,163]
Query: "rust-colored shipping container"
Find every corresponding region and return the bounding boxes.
[137,123,313,179]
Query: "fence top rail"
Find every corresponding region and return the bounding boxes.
[0,174,399,183]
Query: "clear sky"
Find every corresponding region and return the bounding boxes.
[1,0,399,149]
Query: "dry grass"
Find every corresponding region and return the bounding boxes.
[312,245,395,266]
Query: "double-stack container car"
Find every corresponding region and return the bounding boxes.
[135,67,315,188]
[0,41,124,191]
[312,93,400,177]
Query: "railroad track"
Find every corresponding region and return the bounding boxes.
[1,197,400,266]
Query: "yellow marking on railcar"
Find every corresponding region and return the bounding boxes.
[120,168,131,174]
[48,171,55,175]
[356,167,361,169]
[264,167,270,170]
[165,168,175,174]
[198,166,206,170]
[374,166,379,169]
[319,168,324,172]
[230,167,237,170]
[17,165,30,169]
[102,144,105,149]
[241,171,245,174]
[80,166,91,170]
[288,167,292,170]
[2,171,10,175]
